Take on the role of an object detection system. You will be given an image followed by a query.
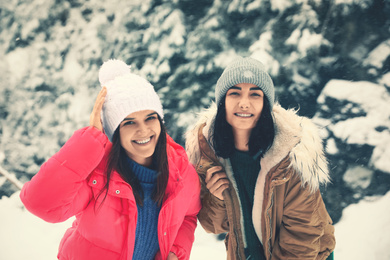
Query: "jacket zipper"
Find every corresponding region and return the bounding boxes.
[225,189,243,260]
[232,197,243,260]
[157,180,183,258]
[266,189,274,259]
[197,126,244,259]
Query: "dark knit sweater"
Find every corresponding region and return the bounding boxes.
[128,159,161,260]
[230,150,266,260]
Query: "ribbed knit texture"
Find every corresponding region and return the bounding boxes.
[230,149,266,260]
[215,56,275,110]
[128,159,161,260]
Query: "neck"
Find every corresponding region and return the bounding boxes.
[232,128,251,152]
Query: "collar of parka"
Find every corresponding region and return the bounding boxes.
[185,102,330,194]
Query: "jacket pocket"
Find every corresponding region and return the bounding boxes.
[76,173,132,253]
[88,172,133,211]
[77,196,129,254]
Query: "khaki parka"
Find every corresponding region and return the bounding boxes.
[185,103,336,260]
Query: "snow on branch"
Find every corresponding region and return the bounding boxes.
[0,165,23,190]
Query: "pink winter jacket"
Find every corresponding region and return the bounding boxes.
[20,126,202,260]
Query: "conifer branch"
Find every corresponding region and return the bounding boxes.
[0,165,23,190]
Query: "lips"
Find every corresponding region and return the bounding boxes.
[235,113,253,118]
[133,136,152,144]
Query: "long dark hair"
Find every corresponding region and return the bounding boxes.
[212,96,275,159]
[97,115,168,208]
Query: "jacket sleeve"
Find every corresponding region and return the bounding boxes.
[184,122,229,235]
[195,153,229,234]
[170,162,202,260]
[197,185,229,234]
[271,173,335,259]
[20,126,108,223]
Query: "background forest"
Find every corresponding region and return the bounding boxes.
[0,0,390,252]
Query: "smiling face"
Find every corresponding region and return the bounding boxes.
[225,83,264,135]
[119,110,161,167]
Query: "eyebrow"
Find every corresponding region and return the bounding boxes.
[230,86,262,91]
[122,112,158,121]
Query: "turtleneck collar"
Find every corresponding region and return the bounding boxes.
[127,157,158,184]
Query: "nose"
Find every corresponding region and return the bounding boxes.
[136,122,148,135]
[239,96,250,109]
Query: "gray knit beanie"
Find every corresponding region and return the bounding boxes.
[215,56,275,110]
[98,59,164,141]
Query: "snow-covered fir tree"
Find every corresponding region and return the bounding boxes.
[0,0,389,224]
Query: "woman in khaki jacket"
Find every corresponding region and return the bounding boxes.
[186,56,335,259]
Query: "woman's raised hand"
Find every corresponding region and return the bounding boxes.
[89,87,107,132]
[167,252,178,260]
[205,166,230,200]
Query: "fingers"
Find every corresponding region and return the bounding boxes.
[94,87,107,112]
[167,252,178,260]
[90,87,107,131]
[207,178,229,200]
[205,166,229,200]
[205,166,224,183]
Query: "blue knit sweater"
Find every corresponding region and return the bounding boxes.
[128,159,161,260]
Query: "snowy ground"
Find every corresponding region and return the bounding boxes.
[0,191,225,260]
[1,190,389,260]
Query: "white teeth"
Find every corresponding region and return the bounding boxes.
[134,137,151,144]
[236,113,252,117]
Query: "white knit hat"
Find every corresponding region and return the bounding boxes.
[99,59,164,141]
[215,56,275,110]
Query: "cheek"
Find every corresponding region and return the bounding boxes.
[119,134,128,148]
[224,107,233,123]
[224,100,234,114]
[225,98,233,108]
[255,102,264,115]
[152,122,162,136]
[119,128,133,142]
[154,131,161,141]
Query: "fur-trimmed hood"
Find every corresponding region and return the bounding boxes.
[185,102,330,192]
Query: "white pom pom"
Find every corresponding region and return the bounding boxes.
[99,59,131,86]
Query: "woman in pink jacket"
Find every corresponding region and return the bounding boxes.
[20,59,201,260]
